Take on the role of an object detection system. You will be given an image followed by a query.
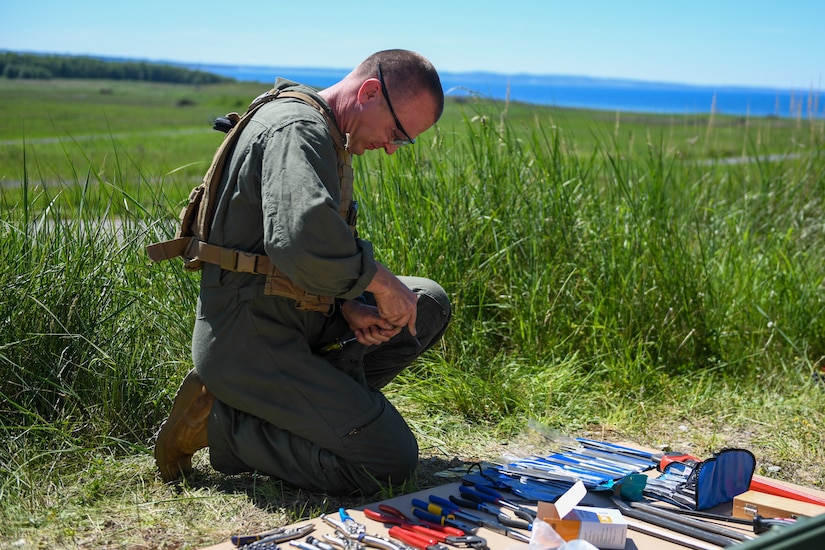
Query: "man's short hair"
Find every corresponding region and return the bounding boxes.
[355,49,444,121]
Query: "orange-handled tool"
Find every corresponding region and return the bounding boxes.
[657,451,701,471]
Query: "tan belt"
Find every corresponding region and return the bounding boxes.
[178,238,334,314]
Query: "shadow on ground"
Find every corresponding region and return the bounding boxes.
[178,455,477,517]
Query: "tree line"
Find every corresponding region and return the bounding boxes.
[0,51,233,84]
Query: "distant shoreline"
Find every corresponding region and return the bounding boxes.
[3,50,820,118]
[182,62,822,119]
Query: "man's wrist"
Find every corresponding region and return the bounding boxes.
[338,295,367,315]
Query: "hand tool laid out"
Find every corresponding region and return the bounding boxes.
[365,504,467,536]
[657,451,702,472]
[575,438,701,473]
[499,455,619,488]
[326,509,366,537]
[411,500,480,534]
[620,517,721,550]
[645,504,797,534]
[595,432,825,507]
[628,501,754,542]
[498,437,663,489]
[363,504,488,548]
[447,494,532,531]
[574,438,661,464]
[458,484,536,521]
[232,523,316,548]
[385,526,452,550]
[610,497,744,547]
[461,464,574,502]
[415,497,483,527]
[415,496,532,544]
[321,509,404,550]
[291,536,336,550]
[305,535,341,550]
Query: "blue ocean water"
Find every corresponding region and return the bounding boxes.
[188,63,823,119]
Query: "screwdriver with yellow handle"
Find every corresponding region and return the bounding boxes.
[417,497,532,544]
[315,336,357,354]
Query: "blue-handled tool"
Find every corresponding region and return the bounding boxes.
[422,496,531,544]
[448,495,531,532]
[411,502,479,534]
[338,508,365,536]
[322,510,404,550]
[426,496,485,526]
[460,485,536,521]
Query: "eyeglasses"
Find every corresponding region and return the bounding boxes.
[377,63,415,146]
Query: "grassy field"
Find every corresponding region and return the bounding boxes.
[1,78,824,549]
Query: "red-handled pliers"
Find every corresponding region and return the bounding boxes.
[365,504,465,537]
[388,526,451,550]
[385,525,488,550]
[365,505,487,549]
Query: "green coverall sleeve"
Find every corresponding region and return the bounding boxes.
[259,111,376,298]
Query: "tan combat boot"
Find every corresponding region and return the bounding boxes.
[155,369,214,482]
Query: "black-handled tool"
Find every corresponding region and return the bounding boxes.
[459,485,536,521]
[231,523,315,547]
[448,495,531,531]
[612,497,744,547]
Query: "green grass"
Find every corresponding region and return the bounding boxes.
[1,78,824,548]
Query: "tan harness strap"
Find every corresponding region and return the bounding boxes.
[146,88,358,314]
[199,91,288,245]
[184,238,335,313]
[147,90,287,270]
[146,88,353,314]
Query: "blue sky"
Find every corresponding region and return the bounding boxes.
[1,0,822,90]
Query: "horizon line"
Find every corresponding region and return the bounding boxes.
[2,48,819,94]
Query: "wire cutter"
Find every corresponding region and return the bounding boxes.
[292,536,337,550]
[364,505,487,549]
[321,509,401,550]
[322,531,367,550]
[386,526,456,550]
[365,504,466,536]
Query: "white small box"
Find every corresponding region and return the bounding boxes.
[536,481,628,549]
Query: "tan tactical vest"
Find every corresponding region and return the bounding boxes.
[146,89,354,314]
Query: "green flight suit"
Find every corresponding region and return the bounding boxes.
[192,79,451,495]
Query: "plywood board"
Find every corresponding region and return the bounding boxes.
[199,481,765,550]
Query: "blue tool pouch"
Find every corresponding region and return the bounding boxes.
[692,448,756,509]
[656,448,756,510]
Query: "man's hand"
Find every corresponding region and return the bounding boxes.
[364,263,418,336]
[340,299,401,346]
